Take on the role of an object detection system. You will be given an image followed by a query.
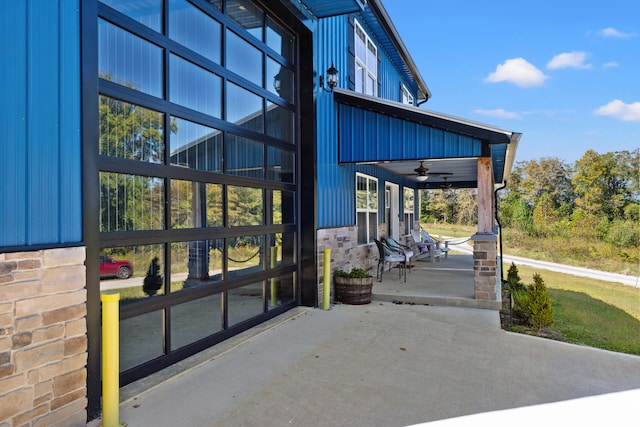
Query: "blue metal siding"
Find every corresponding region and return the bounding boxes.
[338,105,483,163]
[314,12,430,228]
[0,1,81,249]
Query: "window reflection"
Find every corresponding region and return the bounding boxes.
[120,310,164,372]
[170,240,224,291]
[226,82,263,131]
[170,117,222,172]
[101,0,162,33]
[169,0,221,64]
[227,134,264,179]
[100,173,164,232]
[266,17,294,63]
[267,147,294,183]
[170,294,223,350]
[226,30,262,86]
[99,244,165,301]
[267,58,294,103]
[170,55,222,117]
[266,232,295,266]
[228,235,263,278]
[272,190,295,225]
[228,186,263,226]
[171,180,222,229]
[267,273,295,310]
[99,96,165,162]
[227,282,264,326]
[266,102,294,144]
[226,0,263,40]
[98,20,163,97]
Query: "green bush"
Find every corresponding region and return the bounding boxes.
[334,268,371,278]
[526,273,555,332]
[506,262,525,292]
[510,270,555,332]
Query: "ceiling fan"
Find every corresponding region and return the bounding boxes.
[405,161,452,182]
[440,176,453,189]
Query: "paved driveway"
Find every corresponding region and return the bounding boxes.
[114,303,640,427]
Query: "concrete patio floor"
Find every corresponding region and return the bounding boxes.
[372,253,501,310]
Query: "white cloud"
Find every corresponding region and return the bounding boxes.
[547,51,591,70]
[598,27,637,38]
[594,100,640,121]
[602,61,619,69]
[484,58,548,88]
[474,109,521,119]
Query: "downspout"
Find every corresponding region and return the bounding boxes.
[494,181,508,284]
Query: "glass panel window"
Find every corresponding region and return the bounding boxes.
[101,0,162,33]
[170,55,222,117]
[401,84,414,105]
[171,180,222,229]
[226,134,264,179]
[169,0,221,64]
[266,17,294,63]
[226,82,264,131]
[272,190,295,224]
[267,272,295,310]
[267,58,294,103]
[228,186,263,226]
[100,173,164,232]
[266,102,294,144]
[226,30,263,86]
[354,20,377,96]
[227,282,264,326]
[170,294,223,350]
[226,0,263,40]
[267,147,294,183]
[99,96,165,162]
[170,117,222,172]
[404,188,415,235]
[99,244,165,300]
[170,239,224,290]
[227,235,263,278]
[98,20,163,97]
[267,232,295,267]
[356,173,378,245]
[120,310,164,372]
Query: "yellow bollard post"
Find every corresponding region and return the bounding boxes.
[101,291,124,427]
[322,248,331,310]
[270,246,278,307]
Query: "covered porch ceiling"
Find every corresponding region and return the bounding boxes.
[333,89,521,189]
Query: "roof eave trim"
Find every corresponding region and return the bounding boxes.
[334,88,517,144]
[366,0,431,101]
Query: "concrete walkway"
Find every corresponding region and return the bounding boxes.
[110,303,640,427]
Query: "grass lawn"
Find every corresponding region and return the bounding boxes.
[506,264,640,355]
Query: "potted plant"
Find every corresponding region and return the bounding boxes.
[334,268,374,305]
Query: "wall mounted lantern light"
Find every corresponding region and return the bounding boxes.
[319,62,339,92]
[273,73,281,93]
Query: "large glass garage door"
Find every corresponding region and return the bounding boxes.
[95,0,300,385]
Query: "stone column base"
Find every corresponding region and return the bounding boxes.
[471,233,499,303]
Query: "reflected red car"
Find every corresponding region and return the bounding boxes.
[99,256,133,279]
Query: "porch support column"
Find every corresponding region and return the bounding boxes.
[473,158,499,306]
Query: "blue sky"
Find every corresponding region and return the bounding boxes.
[383,0,640,163]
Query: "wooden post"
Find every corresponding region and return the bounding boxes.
[477,158,494,234]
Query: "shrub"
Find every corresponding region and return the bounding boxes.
[334,268,371,278]
[506,262,525,292]
[526,273,554,332]
[511,287,529,320]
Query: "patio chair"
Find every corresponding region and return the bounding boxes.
[420,229,450,259]
[373,239,407,282]
[383,237,414,271]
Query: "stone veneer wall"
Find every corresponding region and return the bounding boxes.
[316,227,378,304]
[0,247,87,427]
[471,235,498,301]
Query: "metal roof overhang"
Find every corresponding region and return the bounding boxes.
[334,89,521,189]
[299,0,367,18]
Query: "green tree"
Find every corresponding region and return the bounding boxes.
[526,273,554,332]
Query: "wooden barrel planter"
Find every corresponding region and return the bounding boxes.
[334,276,374,305]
